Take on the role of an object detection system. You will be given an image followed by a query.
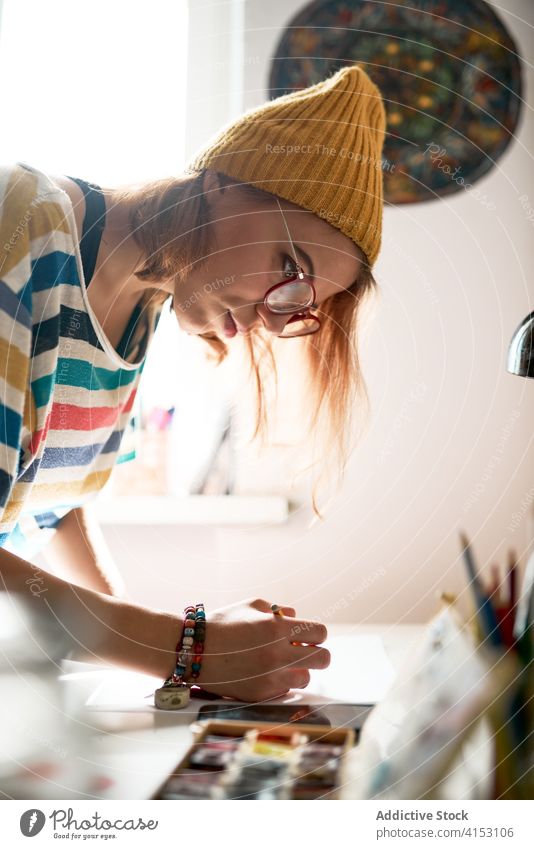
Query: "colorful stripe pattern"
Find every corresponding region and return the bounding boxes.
[0,162,160,557]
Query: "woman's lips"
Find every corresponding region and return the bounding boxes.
[223,310,238,338]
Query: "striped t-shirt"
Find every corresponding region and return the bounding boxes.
[0,161,161,558]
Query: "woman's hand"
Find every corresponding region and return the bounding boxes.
[194,597,330,701]
[0,550,327,699]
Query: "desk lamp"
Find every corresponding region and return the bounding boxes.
[507,310,534,378]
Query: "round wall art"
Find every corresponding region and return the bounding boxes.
[269,0,523,204]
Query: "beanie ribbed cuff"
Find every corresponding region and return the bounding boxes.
[188,65,386,265]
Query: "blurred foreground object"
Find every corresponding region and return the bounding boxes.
[0,591,105,799]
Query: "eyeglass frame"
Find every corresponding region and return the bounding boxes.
[259,198,322,338]
[262,273,321,337]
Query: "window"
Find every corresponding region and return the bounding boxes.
[0,0,232,497]
[0,0,188,184]
[0,1,289,520]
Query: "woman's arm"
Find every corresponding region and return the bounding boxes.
[0,544,180,678]
[40,504,127,598]
[1,544,331,699]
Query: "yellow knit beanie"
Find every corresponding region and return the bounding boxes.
[187,65,387,266]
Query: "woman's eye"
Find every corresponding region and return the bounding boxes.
[282,254,300,278]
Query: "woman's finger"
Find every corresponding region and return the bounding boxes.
[281,618,328,646]
[282,643,331,670]
[249,597,274,613]
[270,668,309,696]
[287,668,311,689]
[251,598,297,617]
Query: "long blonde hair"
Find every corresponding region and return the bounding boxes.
[114,169,377,515]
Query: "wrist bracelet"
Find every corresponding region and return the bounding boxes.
[154,603,206,710]
[191,603,206,679]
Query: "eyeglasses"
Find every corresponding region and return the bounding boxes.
[261,200,322,338]
[263,269,321,337]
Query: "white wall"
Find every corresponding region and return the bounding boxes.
[100,0,534,625]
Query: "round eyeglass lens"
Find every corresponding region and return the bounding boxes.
[265,277,314,313]
[277,316,320,338]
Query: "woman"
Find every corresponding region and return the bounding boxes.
[0,66,385,701]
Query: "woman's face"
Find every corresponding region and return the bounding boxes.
[172,175,363,339]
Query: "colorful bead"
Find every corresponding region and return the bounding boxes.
[184,627,195,637]
[190,605,206,679]
[182,636,193,647]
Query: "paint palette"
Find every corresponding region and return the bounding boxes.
[152,719,355,800]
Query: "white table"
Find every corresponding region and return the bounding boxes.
[56,624,422,800]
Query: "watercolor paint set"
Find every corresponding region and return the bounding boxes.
[152,719,355,800]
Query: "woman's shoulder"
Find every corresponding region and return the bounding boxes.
[0,162,78,293]
[0,161,70,207]
[0,161,77,238]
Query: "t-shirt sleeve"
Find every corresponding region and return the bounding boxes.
[0,170,35,537]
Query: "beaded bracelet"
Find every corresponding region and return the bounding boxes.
[171,604,196,684]
[191,603,206,679]
[154,603,206,710]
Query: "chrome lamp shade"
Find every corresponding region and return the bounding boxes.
[507,311,534,379]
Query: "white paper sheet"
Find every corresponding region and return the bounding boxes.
[305,634,395,703]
